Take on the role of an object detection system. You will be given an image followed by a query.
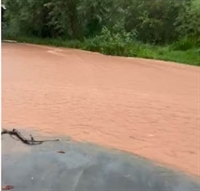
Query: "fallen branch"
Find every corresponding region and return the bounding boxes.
[1,129,59,145]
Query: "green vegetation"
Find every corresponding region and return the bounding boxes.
[2,0,200,66]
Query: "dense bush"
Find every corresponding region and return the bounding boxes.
[2,0,200,65]
[171,37,196,51]
[176,0,200,45]
[3,0,199,44]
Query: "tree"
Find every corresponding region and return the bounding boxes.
[176,0,200,44]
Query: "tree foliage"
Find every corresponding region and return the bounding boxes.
[2,0,200,46]
[176,0,200,44]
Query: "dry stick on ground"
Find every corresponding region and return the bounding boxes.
[1,129,59,145]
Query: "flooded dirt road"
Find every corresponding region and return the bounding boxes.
[2,43,200,176]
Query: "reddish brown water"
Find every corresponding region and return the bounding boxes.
[2,43,200,176]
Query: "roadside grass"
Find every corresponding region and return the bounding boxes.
[2,35,200,66]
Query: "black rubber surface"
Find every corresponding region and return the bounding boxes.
[2,131,200,191]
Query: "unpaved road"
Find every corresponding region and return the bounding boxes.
[2,43,200,176]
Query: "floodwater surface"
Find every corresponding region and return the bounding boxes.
[2,43,200,176]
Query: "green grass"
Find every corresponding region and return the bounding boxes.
[2,35,200,66]
[136,46,200,66]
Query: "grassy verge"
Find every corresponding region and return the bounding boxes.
[2,36,200,66]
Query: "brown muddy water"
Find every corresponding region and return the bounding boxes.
[2,42,200,176]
